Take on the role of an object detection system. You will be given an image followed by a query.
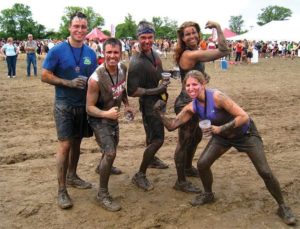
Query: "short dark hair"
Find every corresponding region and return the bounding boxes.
[69,12,87,25]
[103,38,122,52]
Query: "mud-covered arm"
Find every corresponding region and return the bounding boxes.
[86,79,120,120]
[205,21,229,53]
[154,100,194,131]
[212,91,249,135]
[180,21,230,67]
[41,69,86,89]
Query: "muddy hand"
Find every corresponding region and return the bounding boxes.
[70,78,86,89]
[153,100,166,111]
[205,21,219,29]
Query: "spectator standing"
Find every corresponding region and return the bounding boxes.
[0,37,19,78]
[25,34,38,77]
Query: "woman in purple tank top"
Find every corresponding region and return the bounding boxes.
[154,70,296,226]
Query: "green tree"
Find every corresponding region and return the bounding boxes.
[229,15,247,34]
[257,5,292,26]
[58,6,105,39]
[0,3,46,40]
[115,14,137,39]
[154,17,177,39]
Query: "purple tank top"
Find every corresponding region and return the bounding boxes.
[192,89,249,138]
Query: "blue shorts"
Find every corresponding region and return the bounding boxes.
[54,103,93,140]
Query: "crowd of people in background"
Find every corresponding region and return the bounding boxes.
[1,36,299,73]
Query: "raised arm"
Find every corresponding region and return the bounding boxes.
[154,100,194,131]
[180,21,230,67]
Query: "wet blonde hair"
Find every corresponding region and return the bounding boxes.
[183,70,208,87]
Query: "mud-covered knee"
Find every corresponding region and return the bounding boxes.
[197,159,208,171]
[258,169,274,181]
[104,152,116,162]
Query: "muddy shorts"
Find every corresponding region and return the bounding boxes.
[142,114,164,145]
[209,119,263,153]
[89,118,119,153]
[54,103,92,140]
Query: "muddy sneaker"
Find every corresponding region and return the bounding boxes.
[132,172,154,191]
[148,156,169,169]
[277,205,297,225]
[190,192,215,206]
[95,165,122,175]
[173,180,202,194]
[96,192,121,212]
[67,175,92,189]
[185,166,199,177]
[111,166,122,175]
[57,189,73,209]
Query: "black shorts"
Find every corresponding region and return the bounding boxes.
[54,103,93,141]
[210,119,263,153]
[142,114,164,144]
[89,118,119,154]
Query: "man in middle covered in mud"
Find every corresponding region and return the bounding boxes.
[127,20,170,191]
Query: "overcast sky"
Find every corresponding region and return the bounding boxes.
[1,0,299,32]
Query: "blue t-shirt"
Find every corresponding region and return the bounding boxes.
[42,41,97,106]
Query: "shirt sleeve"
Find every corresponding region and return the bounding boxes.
[42,47,58,72]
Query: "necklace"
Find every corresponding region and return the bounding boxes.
[204,89,207,119]
[105,64,119,86]
[67,39,84,73]
[142,49,156,68]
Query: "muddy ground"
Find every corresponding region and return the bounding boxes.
[0,54,299,229]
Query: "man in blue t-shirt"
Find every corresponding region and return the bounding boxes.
[42,12,97,209]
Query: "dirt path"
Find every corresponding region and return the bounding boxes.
[0,57,299,228]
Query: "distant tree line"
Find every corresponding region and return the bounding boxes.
[0,4,292,40]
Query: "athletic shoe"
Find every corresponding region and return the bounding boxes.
[96,192,121,212]
[148,156,169,169]
[185,166,199,177]
[132,172,154,191]
[67,175,92,189]
[190,192,215,206]
[57,189,73,209]
[111,166,122,175]
[95,165,122,175]
[277,205,297,225]
[173,180,202,193]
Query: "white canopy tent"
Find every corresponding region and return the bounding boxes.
[228,18,300,42]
